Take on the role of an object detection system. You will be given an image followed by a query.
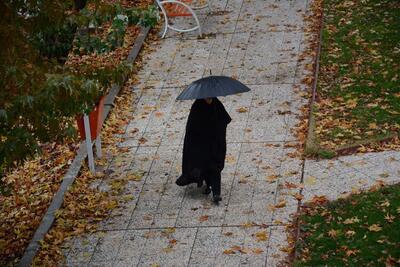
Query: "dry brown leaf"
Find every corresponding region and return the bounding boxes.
[284,182,302,189]
[345,249,359,256]
[274,200,287,208]
[169,239,177,245]
[328,229,338,238]
[345,230,356,237]
[143,214,153,221]
[199,215,209,222]
[311,195,329,205]
[223,249,235,255]
[252,248,264,254]
[293,192,304,201]
[266,174,279,183]
[139,137,148,144]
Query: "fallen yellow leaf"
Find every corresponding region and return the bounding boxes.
[163,247,173,253]
[226,155,236,164]
[126,172,142,181]
[368,122,377,129]
[380,200,390,207]
[254,230,268,242]
[384,213,395,223]
[236,107,248,113]
[162,227,176,235]
[241,222,255,228]
[368,224,382,232]
[343,217,360,224]
[304,176,317,186]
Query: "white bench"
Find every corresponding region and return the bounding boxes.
[155,0,211,38]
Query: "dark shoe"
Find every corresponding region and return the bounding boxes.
[203,186,211,195]
[175,175,191,186]
[213,195,222,204]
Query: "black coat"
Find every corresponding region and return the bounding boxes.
[181,98,231,181]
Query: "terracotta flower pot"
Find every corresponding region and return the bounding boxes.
[76,96,105,141]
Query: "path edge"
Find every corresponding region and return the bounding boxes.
[290,0,325,264]
[18,26,151,267]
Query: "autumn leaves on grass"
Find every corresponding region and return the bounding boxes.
[308,0,400,157]
[294,183,400,266]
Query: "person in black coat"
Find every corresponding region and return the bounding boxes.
[175,97,231,204]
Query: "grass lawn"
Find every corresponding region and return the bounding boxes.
[294,183,400,266]
[311,0,400,152]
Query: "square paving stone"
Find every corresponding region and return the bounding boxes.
[114,230,147,264]
[137,228,197,266]
[262,226,289,266]
[90,231,125,262]
[67,234,100,264]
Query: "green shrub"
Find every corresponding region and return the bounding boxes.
[0,0,158,185]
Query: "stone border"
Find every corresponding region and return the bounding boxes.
[18,26,151,267]
[291,6,325,264]
[303,9,325,159]
[334,133,398,156]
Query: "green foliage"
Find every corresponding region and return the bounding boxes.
[139,6,160,27]
[295,184,400,266]
[0,0,155,181]
[30,21,76,62]
[73,34,109,54]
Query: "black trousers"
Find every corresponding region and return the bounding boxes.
[203,169,221,196]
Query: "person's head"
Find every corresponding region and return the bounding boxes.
[204,98,213,104]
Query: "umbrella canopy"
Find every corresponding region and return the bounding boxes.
[176,76,251,100]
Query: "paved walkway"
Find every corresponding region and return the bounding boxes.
[62,0,400,266]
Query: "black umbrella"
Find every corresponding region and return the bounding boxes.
[176,75,251,100]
